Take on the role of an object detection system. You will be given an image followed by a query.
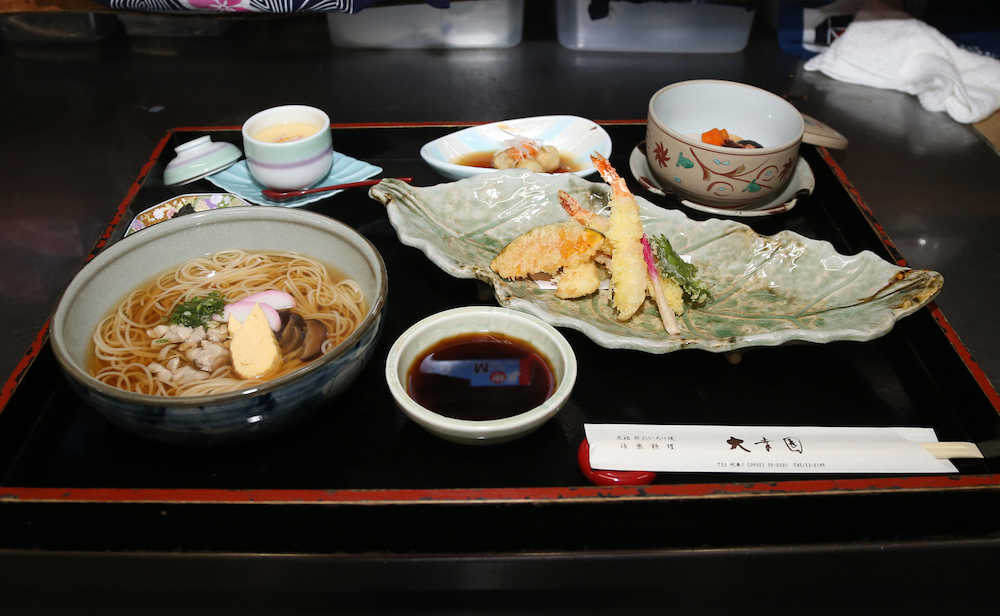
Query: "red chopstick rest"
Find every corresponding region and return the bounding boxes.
[577,439,657,486]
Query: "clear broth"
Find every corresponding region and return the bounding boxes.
[88,252,365,395]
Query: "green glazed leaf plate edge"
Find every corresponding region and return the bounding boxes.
[369,171,942,354]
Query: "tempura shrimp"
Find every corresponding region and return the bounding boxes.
[490,154,688,334]
[561,159,682,332]
[589,153,647,321]
[558,190,609,233]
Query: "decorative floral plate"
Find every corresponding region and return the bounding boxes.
[419,116,612,180]
[124,193,249,237]
[369,171,942,354]
[629,141,815,218]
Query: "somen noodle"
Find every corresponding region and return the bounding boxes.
[90,250,366,396]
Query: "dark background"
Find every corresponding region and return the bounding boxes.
[3,2,1000,612]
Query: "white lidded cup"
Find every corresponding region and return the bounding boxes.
[242,105,334,191]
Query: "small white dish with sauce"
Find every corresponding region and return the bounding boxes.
[385,306,577,446]
[419,116,612,180]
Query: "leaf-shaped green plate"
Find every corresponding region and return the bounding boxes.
[369,170,942,354]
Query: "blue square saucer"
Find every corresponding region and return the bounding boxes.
[206,152,382,207]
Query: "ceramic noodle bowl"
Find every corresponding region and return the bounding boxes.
[49,207,387,445]
[242,105,334,191]
[646,80,804,209]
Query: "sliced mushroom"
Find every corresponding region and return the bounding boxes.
[277,308,291,325]
[300,319,327,361]
[277,312,306,353]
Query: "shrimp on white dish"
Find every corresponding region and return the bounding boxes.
[492,135,561,173]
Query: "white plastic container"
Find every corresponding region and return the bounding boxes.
[327,0,524,49]
[556,0,756,53]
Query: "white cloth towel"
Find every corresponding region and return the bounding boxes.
[804,11,1000,123]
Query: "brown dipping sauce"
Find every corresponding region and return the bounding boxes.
[406,332,556,421]
[453,150,582,173]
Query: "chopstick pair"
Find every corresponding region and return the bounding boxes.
[921,440,1000,459]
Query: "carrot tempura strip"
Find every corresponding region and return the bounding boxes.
[641,235,680,335]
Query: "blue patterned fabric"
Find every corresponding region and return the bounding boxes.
[97,0,449,14]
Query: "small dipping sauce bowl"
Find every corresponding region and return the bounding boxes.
[646,80,803,209]
[242,105,334,191]
[386,306,577,446]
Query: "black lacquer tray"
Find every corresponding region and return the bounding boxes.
[2,122,1000,571]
